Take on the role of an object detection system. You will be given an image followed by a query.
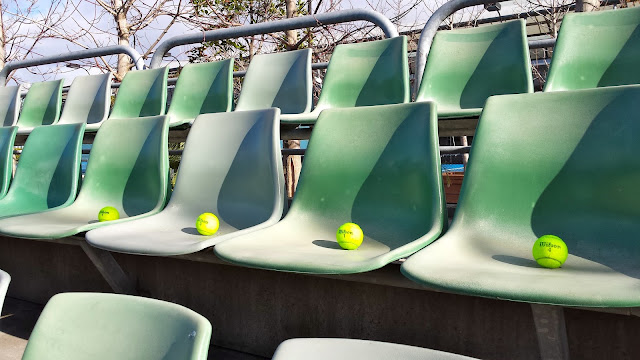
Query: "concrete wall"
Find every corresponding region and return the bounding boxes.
[1,235,639,360]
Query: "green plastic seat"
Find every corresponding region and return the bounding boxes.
[544,6,640,92]
[215,102,445,274]
[109,67,169,119]
[280,37,410,125]
[168,59,234,128]
[273,339,478,360]
[0,269,9,314]
[58,73,112,131]
[0,85,21,126]
[21,292,212,360]
[85,108,284,256]
[0,116,169,239]
[16,80,63,134]
[402,85,640,307]
[416,20,533,118]
[0,124,84,218]
[235,49,311,115]
[0,126,17,200]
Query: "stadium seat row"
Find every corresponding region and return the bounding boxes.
[2,5,636,135]
[0,83,639,309]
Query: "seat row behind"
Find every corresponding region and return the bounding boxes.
[3,6,638,135]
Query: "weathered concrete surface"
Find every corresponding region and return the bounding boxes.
[0,297,42,360]
[1,235,640,360]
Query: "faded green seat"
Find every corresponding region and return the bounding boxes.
[0,269,9,314]
[280,37,410,125]
[85,108,284,256]
[58,73,112,131]
[0,85,21,126]
[0,126,17,200]
[16,80,63,134]
[235,49,311,115]
[545,6,640,92]
[215,102,445,274]
[21,292,211,360]
[417,20,533,118]
[0,116,169,239]
[0,124,84,218]
[402,85,640,307]
[168,59,234,128]
[273,339,478,360]
[109,67,169,119]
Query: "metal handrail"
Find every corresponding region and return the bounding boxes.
[0,45,145,85]
[414,0,558,93]
[150,9,399,68]
[15,145,470,157]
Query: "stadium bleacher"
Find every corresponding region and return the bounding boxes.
[0,4,639,360]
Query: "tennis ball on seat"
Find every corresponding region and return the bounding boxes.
[532,235,568,269]
[98,206,119,222]
[196,213,219,236]
[336,223,364,250]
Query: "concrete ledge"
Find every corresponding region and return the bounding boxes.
[1,235,640,359]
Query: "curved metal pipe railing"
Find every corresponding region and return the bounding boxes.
[414,0,556,93]
[150,9,398,68]
[0,45,145,85]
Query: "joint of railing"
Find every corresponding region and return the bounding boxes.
[150,9,398,68]
[529,38,556,49]
[0,45,144,85]
[414,0,513,94]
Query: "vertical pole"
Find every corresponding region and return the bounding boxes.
[575,0,600,12]
[283,0,303,199]
[460,136,469,168]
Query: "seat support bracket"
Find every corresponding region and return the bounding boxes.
[79,242,137,295]
[531,303,570,360]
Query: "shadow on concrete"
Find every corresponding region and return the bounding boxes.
[0,297,43,340]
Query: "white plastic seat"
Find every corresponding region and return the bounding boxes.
[58,73,112,131]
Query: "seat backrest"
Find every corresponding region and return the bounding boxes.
[3,123,85,211]
[235,49,311,114]
[417,20,533,115]
[21,292,212,360]
[74,115,168,217]
[59,73,112,126]
[0,126,17,199]
[17,80,63,128]
[167,59,234,125]
[109,67,169,119]
[167,108,284,227]
[0,86,21,126]
[545,6,640,92]
[0,269,9,315]
[287,102,444,249]
[314,37,409,112]
[454,85,640,262]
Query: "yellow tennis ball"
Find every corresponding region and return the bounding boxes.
[98,206,119,222]
[336,223,364,250]
[532,235,568,269]
[196,213,219,236]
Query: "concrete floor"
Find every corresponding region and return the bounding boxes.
[0,297,40,360]
[0,297,266,360]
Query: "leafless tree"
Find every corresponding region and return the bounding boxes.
[0,0,86,82]
[76,0,191,80]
